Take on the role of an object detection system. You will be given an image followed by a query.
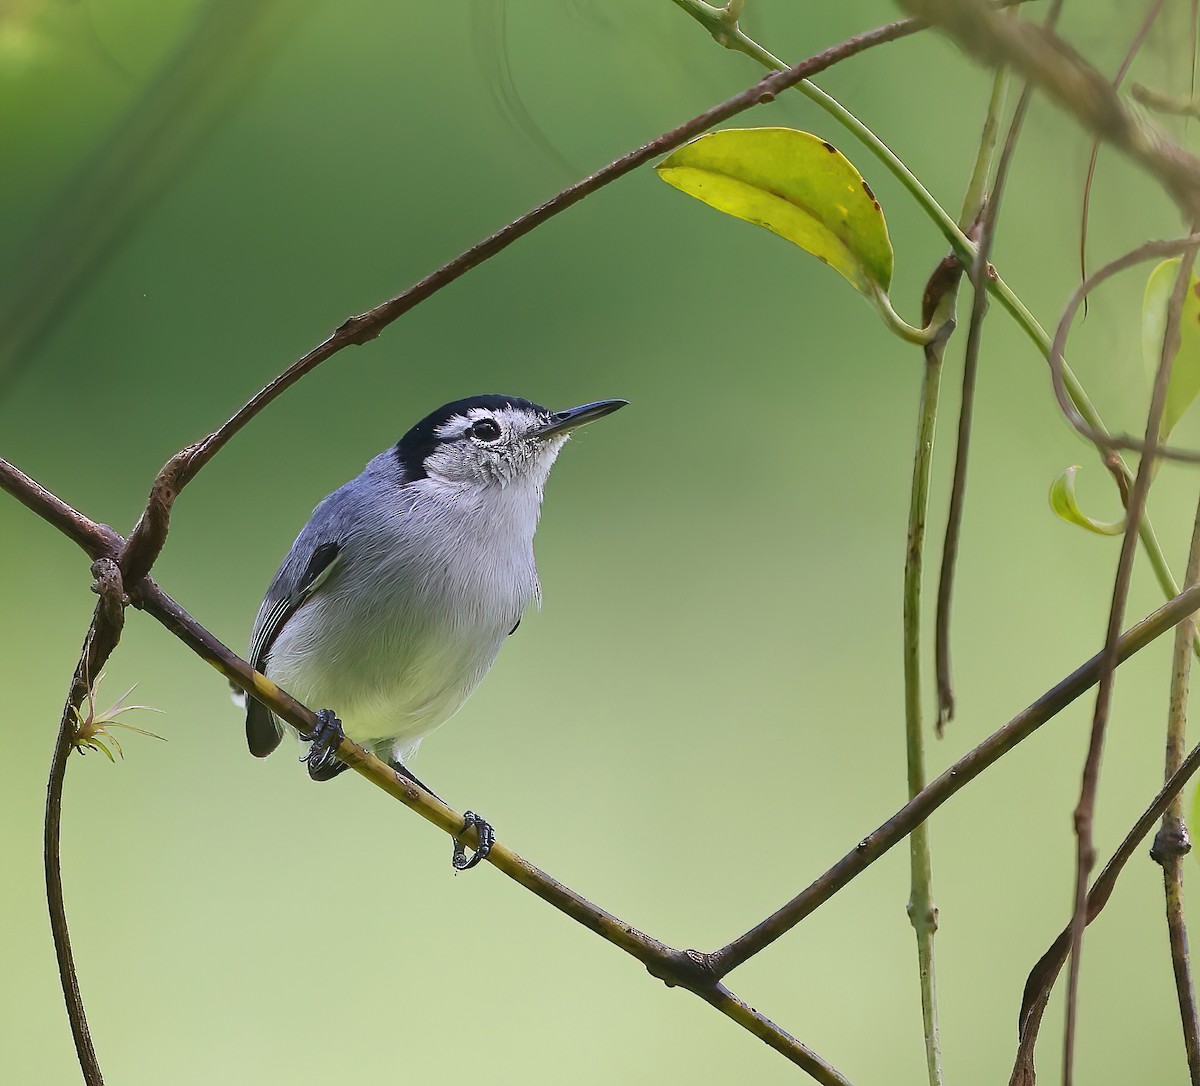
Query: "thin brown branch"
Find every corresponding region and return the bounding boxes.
[0,459,121,560]
[1013,713,1200,1084]
[46,561,129,1086]
[1062,241,1198,1086]
[936,0,1056,733]
[117,14,924,584]
[698,984,852,1085]
[1150,487,1200,1084]
[708,577,1200,977]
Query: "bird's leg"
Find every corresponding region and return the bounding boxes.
[388,760,495,872]
[301,709,350,782]
[452,811,495,872]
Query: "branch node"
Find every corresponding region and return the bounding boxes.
[906,899,941,931]
[335,313,382,346]
[647,947,722,990]
[1151,820,1192,865]
[89,557,128,627]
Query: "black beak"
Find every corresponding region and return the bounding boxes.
[533,399,628,439]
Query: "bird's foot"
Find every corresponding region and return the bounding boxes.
[300,709,349,781]
[452,810,495,872]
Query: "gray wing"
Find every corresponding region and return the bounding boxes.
[245,538,342,757]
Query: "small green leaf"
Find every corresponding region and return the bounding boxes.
[1049,466,1125,536]
[1142,258,1200,440]
[656,127,893,295]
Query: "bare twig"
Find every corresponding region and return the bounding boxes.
[1150,488,1200,1083]
[0,459,121,560]
[1012,721,1200,1084]
[696,985,853,1086]
[117,15,925,584]
[936,49,1038,735]
[937,0,1063,733]
[46,560,130,1086]
[1062,241,1199,1086]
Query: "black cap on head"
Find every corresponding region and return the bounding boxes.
[395,394,547,479]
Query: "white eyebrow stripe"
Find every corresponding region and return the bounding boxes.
[434,415,473,440]
[434,406,524,442]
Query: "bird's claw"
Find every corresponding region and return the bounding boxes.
[452,810,494,872]
[300,709,345,779]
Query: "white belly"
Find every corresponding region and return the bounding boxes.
[260,469,544,765]
[266,550,532,764]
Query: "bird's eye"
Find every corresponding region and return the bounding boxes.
[470,419,502,442]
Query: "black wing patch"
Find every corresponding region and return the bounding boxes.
[246,540,341,758]
[250,541,341,673]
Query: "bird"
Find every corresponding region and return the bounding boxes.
[242,393,627,868]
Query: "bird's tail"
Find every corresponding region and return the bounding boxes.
[246,698,283,757]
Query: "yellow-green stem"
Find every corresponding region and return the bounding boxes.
[905,336,947,1086]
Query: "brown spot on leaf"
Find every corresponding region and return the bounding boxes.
[862,180,875,201]
[873,200,881,213]
[821,140,836,153]
[1193,282,1200,300]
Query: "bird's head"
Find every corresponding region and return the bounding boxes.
[395,395,627,489]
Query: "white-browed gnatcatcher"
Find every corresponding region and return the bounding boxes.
[243,394,626,868]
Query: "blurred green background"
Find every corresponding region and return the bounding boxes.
[3,2,1200,1082]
